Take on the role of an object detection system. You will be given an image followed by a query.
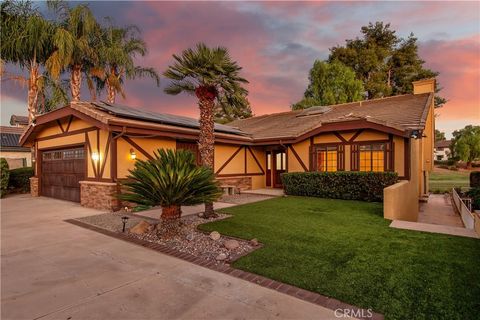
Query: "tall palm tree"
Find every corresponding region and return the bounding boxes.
[46,1,101,101]
[163,43,248,218]
[95,23,160,104]
[1,0,56,122]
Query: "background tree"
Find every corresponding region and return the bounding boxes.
[214,90,252,123]
[329,21,446,107]
[435,129,446,142]
[292,60,364,110]
[164,43,248,217]
[46,1,101,101]
[1,0,56,122]
[95,22,159,103]
[452,125,480,168]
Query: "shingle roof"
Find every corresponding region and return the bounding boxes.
[9,115,29,126]
[435,140,451,148]
[0,126,29,151]
[229,93,433,140]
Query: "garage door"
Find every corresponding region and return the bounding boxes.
[41,147,86,202]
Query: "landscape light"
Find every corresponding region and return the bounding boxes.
[121,216,129,232]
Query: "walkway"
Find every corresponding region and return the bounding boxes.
[390,194,479,239]
[243,188,285,196]
[1,195,339,320]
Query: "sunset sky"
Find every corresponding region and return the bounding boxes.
[1,1,479,137]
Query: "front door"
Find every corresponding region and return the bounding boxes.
[273,150,286,188]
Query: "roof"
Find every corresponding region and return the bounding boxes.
[229,93,433,141]
[435,140,451,148]
[9,115,29,126]
[0,126,30,151]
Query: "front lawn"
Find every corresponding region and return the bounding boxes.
[199,197,480,320]
[429,169,470,193]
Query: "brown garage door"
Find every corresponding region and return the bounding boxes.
[41,147,86,202]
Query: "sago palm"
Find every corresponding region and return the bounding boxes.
[95,23,160,103]
[1,0,56,122]
[46,1,101,101]
[163,43,248,217]
[119,149,222,228]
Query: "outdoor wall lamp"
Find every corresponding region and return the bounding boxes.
[121,216,129,232]
[91,151,100,162]
[130,148,136,160]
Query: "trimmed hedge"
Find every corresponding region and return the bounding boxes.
[467,187,480,211]
[470,172,480,188]
[281,171,398,202]
[0,158,9,198]
[9,167,34,193]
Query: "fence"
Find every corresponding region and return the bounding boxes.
[452,188,475,229]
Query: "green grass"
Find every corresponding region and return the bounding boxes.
[199,197,480,320]
[429,170,470,193]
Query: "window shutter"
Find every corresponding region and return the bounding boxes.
[338,145,345,171]
[309,145,315,171]
[351,145,359,171]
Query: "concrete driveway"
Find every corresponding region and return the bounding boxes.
[1,195,338,320]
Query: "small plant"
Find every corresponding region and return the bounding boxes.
[466,188,480,211]
[0,158,10,198]
[119,149,222,229]
[470,172,480,188]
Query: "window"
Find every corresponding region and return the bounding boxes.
[267,153,271,170]
[316,146,337,172]
[359,144,385,172]
[42,148,85,161]
[275,152,286,170]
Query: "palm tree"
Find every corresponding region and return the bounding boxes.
[214,90,252,124]
[46,1,101,101]
[1,0,56,122]
[95,22,160,103]
[163,43,248,218]
[119,149,222,230]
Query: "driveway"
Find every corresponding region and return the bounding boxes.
[1,195,338,320]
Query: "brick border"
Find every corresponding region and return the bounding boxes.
[65,219,384,320]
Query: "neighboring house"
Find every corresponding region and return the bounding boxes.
[434,140,452,161]
[10,115,29,127]
[20,79,435,222]
[0,126,31,169]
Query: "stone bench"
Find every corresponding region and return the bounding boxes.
[221,185,238,195]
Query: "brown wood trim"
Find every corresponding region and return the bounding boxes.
[85,132,98,178]
[38,142,85,151]
[348,129,364,142]
[246,147,265,174]
[289,145,308,172]
[122,136,154,161]
[36,126,97,141]
[215,146,242,175]
[333,132,347,143]
[56,120,65,133]
[65,115,73,133]
[99,134,112,179]
[110,133,118,181]
[83,177,115,182]
[216,173,264,177]
[404,138,411,180]
[285,146,289,172]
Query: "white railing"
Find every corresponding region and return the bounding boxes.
[452,188,475,229]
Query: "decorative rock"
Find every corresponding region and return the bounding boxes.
[250,238,259,246]
[210,231,221,241]
[197,212,205,218]
[186,233,195,241]
[129,220,151,235]
[216,253,227,261]
[224,239,240,250]
[148,223,158,232]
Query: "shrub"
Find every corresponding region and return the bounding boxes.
[0,158,9,198]
[470,172,480,188]
[466,187,480,210]
[434,159,456,166]
[9,167,34,193]
[448,165,459,171]
[281,171,398,202]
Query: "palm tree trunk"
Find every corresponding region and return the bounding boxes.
[70,64,82,101]
[196,86,217,218]
[106,66,116,103]
[27,63,39,123]
[160,205,182,234]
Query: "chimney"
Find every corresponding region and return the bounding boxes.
[412,78,436,94]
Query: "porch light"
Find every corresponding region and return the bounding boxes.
[130,148,136,160]
[121,216,129,232]
[91,151,100,162]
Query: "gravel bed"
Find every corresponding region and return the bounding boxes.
[220,193,275,204]
[76,213,258,263]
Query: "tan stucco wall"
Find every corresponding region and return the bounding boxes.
[393,136,405,177]
[0,151,32,168]
[214,144,245,175]
[356,130,388,141]
[288,139,309,172]
[384,139,420,221]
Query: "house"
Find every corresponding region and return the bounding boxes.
[20,79,435,221]
[434,140,452,161]
[0,126,31,169]
[10,115,29,127]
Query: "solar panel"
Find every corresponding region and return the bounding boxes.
[92,102,245,135]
